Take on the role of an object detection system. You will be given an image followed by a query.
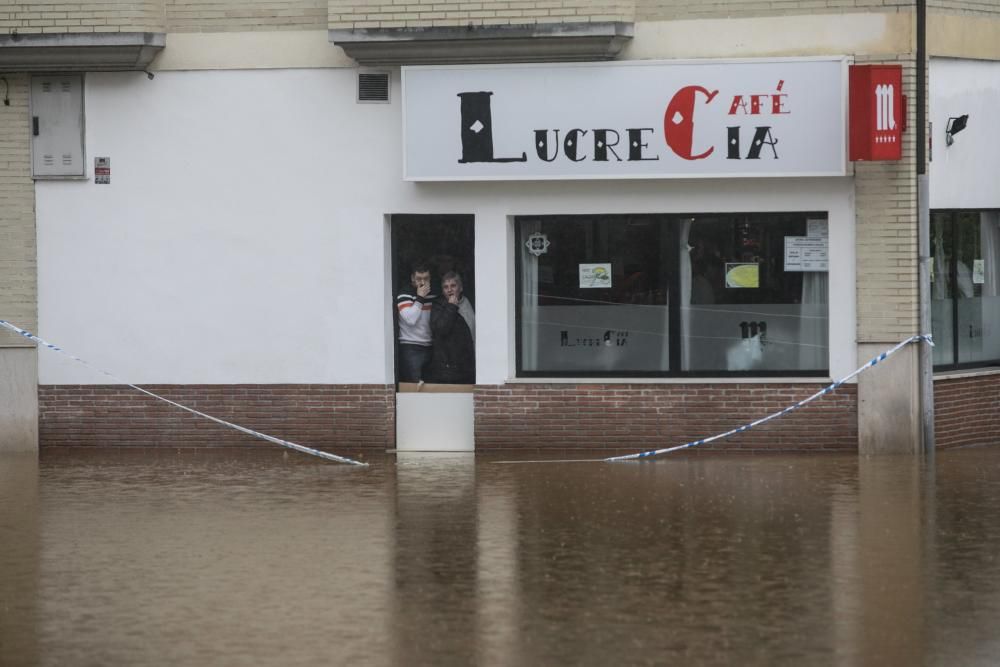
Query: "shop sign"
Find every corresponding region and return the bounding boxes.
[848,65,904,161]
[402,58,848,181]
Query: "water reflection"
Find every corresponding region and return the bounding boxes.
[392,454,479,665]
[0,454,40,665]
[1,448,999,665]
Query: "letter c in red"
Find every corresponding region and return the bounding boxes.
[664,85,719,160]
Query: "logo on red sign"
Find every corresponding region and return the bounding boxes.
[849,65,904,161]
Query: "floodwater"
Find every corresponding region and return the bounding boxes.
[2,447,999,666]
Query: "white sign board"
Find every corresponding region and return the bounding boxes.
[784,236,829,271]
[403,58,848,181]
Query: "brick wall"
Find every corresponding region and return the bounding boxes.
[928,0,1000,16]
[4,0,995,37]
[635,0,913,20]
[1,0,164,34]
[934,374,1000,449]
[328,0,635,30]
[0,74,36,348]
[167,0,326,33]
[854,55,920,344]
[39,382,859,453]
[39,385,396,453]
[475,383,858,452]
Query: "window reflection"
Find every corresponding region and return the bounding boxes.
[931,210,1000,368]
[517,213,829,376]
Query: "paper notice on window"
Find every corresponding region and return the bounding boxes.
[807,219,828,237]
[579,263,612,289]
[784,236,829,272]
[973,259,985,284]
[725,263,759,288]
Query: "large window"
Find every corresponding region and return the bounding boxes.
[931,210,1000,369]
[516,213,829,377]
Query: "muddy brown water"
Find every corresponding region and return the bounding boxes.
[2,447,999,666]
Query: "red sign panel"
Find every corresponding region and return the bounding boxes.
[849,65,903,161]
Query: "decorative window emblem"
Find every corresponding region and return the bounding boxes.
[525,232,550,256]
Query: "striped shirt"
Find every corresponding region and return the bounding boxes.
[396,290,436,346]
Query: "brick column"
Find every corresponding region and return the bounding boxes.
[854,54,922,454]
[0,74,38,452]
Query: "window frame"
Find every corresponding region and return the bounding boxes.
[514,212,831,379]
[930,208,1000,372]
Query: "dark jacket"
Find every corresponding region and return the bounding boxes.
[429,298,475,384]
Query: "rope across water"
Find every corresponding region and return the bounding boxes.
[496,335,933,464]
[0,320,367,466]
[604,334,934,462]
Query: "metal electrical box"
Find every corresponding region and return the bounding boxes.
[30,75,85,178]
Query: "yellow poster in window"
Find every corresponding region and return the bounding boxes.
[725,263,759,289]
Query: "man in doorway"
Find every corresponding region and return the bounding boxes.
[429,271,476,384]
[396,263,436,383]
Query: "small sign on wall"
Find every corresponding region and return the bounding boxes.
[784,235,829,271]
[94,157,110,184]
[579,263,612,288]
[849,64,904,161]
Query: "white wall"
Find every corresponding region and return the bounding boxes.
[929,58,1000,209]
[36,69,855,385]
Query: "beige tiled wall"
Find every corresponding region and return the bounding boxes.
[166,0,326,33]
[0,75,36,347]
[4,0,997,37]
[854,55,920,342]
[928,0,1000,16]
[328,0,635,30]
[0,0,165,34]
[636,0,914,20]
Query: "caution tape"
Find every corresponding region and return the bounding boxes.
[0,320,367,466]
[604,334,934,462]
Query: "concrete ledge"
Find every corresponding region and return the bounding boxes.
[0,32,165,72]
[0,348,38,453]
[396,392,474,452]
[857,343,921,455]
[934,366,1000,381]
[505,375,836,384]
[328,22,633,65]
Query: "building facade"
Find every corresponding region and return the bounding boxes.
[1,0,998,455]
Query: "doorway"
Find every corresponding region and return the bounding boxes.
[390,214,476,451]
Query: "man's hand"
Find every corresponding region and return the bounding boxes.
[417,283,430,298]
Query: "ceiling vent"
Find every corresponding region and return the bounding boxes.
[358,71,390,103]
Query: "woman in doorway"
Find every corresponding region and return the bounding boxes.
[429,271,476,384]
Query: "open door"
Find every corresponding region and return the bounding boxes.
[391,215,475,452]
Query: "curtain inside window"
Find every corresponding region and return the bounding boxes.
[980,211,1000,362]
[679,219,692,370]
[520,219,541,370]
[799,272,829,369]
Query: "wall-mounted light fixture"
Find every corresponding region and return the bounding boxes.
[945,114,969,146]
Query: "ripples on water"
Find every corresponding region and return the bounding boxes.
[1,447,999,666]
